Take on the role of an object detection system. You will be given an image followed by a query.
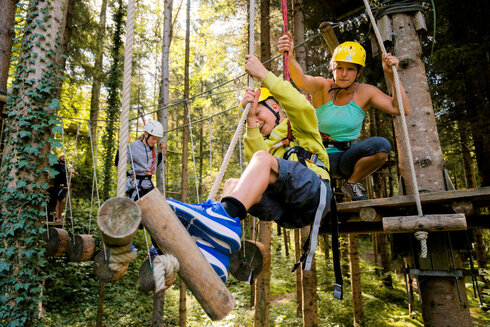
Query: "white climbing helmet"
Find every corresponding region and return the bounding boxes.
[143,120,164,138]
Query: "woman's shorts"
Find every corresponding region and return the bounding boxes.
[328,136,391,179]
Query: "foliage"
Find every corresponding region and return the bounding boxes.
[0,0,65,325]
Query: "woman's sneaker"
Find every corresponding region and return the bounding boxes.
[195,238,230,283]
[341,181,368,201]
[166,198,242,255]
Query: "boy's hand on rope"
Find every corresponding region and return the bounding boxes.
[278,31,294,55]
[382,53,399,77]
[241,87,261,127]
[245,55,269,81]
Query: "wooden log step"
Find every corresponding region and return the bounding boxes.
[383,213,466,233]
[93,248,129,282]
[229,240,267,282]
[67,234,95,262]
[136,188,235,321]
[97,197,141,247]
[44,227,69,257]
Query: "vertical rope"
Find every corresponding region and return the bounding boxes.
[207,0,255,201]
[362,0,423,217]
[209,118,213,191]
[280,0,290,81]
[117,0,136,197]
[188,108,200,202]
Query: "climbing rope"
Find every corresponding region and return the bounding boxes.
[362,0,428,258]
[187,103,200,202]
[88,124,102,235]
[117,0,136,197]
[153,254,180,293]
[207,0,255,201]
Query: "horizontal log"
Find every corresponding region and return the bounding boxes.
[383,213,466,233]
[44,227,69,257]
[230,240,268,282]
[68,234,95,262]
[97,197,141,247]
[359,207,382,222]
[136,188,235,321]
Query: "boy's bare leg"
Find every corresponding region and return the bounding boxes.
[222,150,279,210]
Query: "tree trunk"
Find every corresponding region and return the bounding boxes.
[254,221,271,327]
[294,229,303,317]
[301,227,318,327]
[0,0,67,323]
[89,0,107,140]
[0,0,18,153]
[390,13,472,326]
[378,234,393,288]
[156,0,173,195]
[349,235,364,327]
[179,1,191,326]
[259,0,271,71]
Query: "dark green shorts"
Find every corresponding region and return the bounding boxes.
[248,157,332,228]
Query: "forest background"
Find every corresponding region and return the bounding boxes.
[0,0,489,326]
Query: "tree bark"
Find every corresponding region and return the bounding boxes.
[260,0,271,71]
[254,221,271,327]
[89,0,108,140]
[301,227,318,327]
[294,228,303,318]
[349,235,364,327]
[390,13,472,326]
[0,0,17,119]
[156,0,174,195]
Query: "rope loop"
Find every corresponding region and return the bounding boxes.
[153,254,180,293]
[107,245,138,273]
[414,231,428,259]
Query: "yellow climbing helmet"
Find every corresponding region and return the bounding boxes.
[237,87,274,117]
[332,41,366,67]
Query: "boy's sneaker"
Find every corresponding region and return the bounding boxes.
[195,238,230,283]
[341,181,368,201]
[166,198,241,255]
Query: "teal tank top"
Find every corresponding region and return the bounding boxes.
[316,100,365,153]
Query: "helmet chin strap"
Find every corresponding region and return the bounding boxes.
[261,101,281,126]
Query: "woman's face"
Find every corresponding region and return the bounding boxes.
[146,134,160,147]
[332,61,360,88]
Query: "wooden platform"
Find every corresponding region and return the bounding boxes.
[319,187,490,234]
[337,186,490,213]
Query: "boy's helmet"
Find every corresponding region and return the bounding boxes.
[332,41,366,67]
[237,87,274,117]
[143,120,164,138]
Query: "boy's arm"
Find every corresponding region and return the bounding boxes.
[243,125,268,161]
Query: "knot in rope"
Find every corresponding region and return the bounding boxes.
[108,245,138,273]
[153,254,180,293]
[414,231,428,259]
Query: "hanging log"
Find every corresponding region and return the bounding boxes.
[359,207,382,222]
[93,248,129,281]
[319,21,339,53]
[44,227,69,257]
[139,257,156,293]
[383,213,466,233]
[67,234,95,262]
[230,240,267,282]
[97,197,141,247]
[136,188,235,321]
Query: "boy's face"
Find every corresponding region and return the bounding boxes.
[255,102,279,136]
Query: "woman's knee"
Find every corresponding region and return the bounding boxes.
[223,178,240,195]
[370,136,391,153]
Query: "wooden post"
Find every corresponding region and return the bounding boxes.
[136,189,235,321]
[254,221,272,327]
[389,13,472,326]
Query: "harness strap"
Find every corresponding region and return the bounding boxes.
[330,194,343,300]
[283,146,329,172]
[304,181,327,270]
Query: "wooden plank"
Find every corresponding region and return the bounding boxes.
[319,22,340,53]
[383,213,466,233]
[136,188,235,321]
[337,186,490,213]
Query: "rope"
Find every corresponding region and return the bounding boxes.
[280,0,290,81]
[88,124,102,235]
[414,231,428,258]
[107,244,138,273]
[188,104,200,202]
[68,123,80,238]
[363,0,429,257]
[209,118,213,190]
[153,254,180,293]
[117,0,136,197]
[207,0,255,201]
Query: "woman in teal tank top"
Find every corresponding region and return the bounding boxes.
[278,35,410,200]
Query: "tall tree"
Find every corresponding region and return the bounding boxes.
[102,0,125,200]
[0,0,68,324]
